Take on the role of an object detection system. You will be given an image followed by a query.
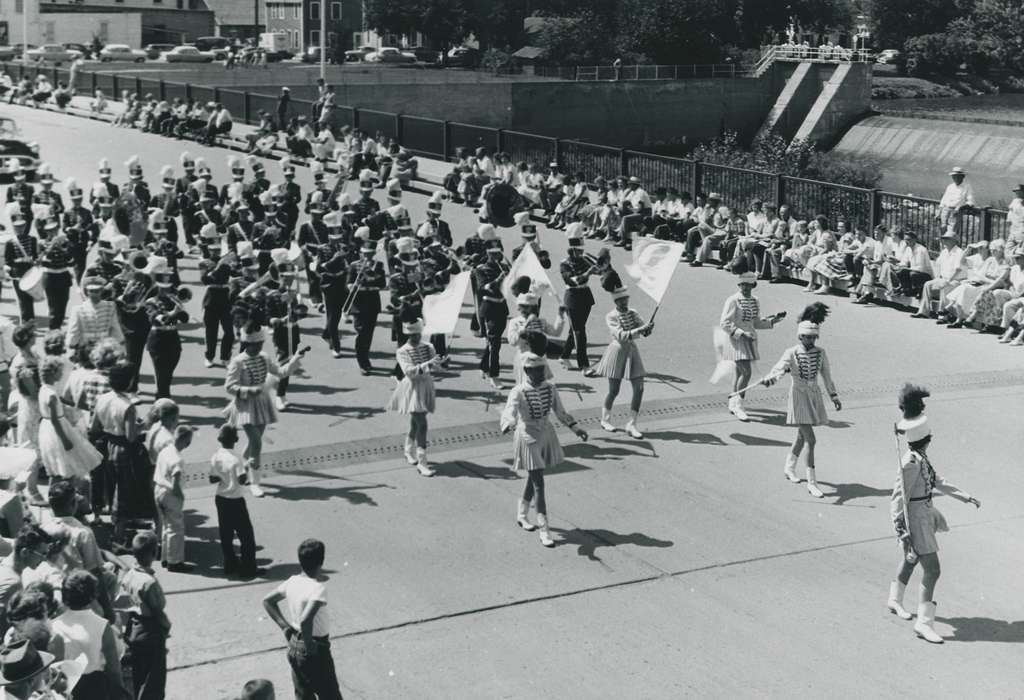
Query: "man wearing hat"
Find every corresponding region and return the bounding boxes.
[474,227,510,389]
[299,192,330,307]
[123,154,152,210]
[67,274,123,355]
[227,198,256,256]
[912,229,966,319]
[388,237,425,375]
[266,249,305,411]
[686,192,727,264]
[278,157,302,233]
[243,156,271,214]
[511,211,552,269]
[3,159,34,206]
[713,272,786,422]
[3,208,39,323]
[0,640,55,697]
[937,166,974,235]
[347,233,386,374]
[145,257,190,399]
[415,191,452,247]
[559,223,601,371]
[150,165,182,243]
[319,212,350,358]
[38,213,74,330]
[221,156,248,207]
[352,171,381,224]
[891,230,934,300]
[61,178,96,284]
[1007,184,1024,254]
[30,163,64,216]
[201,248,236,370]
[616,176,652,251]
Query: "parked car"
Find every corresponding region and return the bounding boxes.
[144,43,176,60]
[366,47,415,64]
[0,47,18,62]
[0,117,40,181]
[876,49,901,64]
[343,45,376,63]
[193,36,230,60]
[164,46,215,63]
[99,45,147,63]
[301,46,336,64]
[25,44,81,65]
[62,43,92,59]
[445,46,480,68]
[407,46,440,64]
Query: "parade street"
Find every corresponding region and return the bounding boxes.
[2,105,1023,698]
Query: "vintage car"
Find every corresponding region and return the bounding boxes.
[0,118,40,181]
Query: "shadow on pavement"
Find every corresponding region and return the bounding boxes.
[634,430,726,446]
[553,527,674,563]
[729,432,792,448]
[564,441,654,461]
[817,481,890,507]
[937,616,1024,643]
[263,481,388,505]
[432,461,516,480]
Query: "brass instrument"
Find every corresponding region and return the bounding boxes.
[176,287,193,303]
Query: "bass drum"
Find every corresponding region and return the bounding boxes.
[18,266,45,302]
[484,182,529,228]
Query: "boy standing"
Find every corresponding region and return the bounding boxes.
[262,539,342,700]
[153,425,194,573]
[209,424,260,579]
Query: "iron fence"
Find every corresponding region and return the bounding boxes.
[782,177,872,229]
[400,115,445,160]
[559,141,621,183]
[357,109,397,141]
[699,163,778,206]
[625,151,693,194]
[533,63,751,81]
[501,130,557,168]
[447,122,499,160]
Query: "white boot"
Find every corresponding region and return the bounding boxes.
[403,437,417,466]
[914,600,944,643]
[783,453,800,483]
[998,328,1015,343]
[536,513,555,547]
[248,463,265,498]
[600,407,617,433]
[516,499,536,531]
[887,581,913,620]
[415,447,435,477]
[806,467,824,498]
[624,411,643,439]
[732,396,750,422]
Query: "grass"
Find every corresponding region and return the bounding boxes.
[872,76,961,100]
[874,93,1024,125]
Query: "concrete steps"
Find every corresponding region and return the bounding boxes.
[793,62,852,144]
[756,61,812,142]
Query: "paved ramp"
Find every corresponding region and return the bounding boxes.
[756,61,813,142]
[834,114,1024,201]
[793,63,853,144]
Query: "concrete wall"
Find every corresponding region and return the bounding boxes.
[299,82,515,126]
[37,12,142,48]
[140,8,216,43]
[798,62,872,147]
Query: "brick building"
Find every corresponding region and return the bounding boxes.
[264,0,361,55]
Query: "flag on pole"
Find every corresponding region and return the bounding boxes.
[502,245,559,321]
[423,271,471,336]
[624,238,685,304]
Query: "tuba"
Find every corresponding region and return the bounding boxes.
[483,182,529,228]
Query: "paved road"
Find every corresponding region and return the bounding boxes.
[2,105,1023,699]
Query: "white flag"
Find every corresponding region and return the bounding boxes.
[423,271,471,336]
[502,245,559,321]
[625,238,685,304]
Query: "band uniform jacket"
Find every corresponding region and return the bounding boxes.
[417,219,453,247]
[346,258,385,315]
[32,189,64,217]
[474,260,509,313]
[4,233,38,280]
[5,182,34,205]
[560,256,595,310]
[351,197,380,226]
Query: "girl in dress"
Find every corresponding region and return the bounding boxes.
[711,272,786,422]
[501,352,588,547]
[889,384,980,643]
[585,271,653,439]
[386,319,442,477]
[764,321,841,497]
[36,356,102,489]
[506,292,565,384]
[224,323,305,497]
[12,366,44,506]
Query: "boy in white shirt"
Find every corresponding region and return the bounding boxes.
[153,425,194,573]
[263,539,342,700]
[209,424,259,579]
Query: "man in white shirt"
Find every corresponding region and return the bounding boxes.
[893,230,934,299]
[209,424,258,578]
[153,425,194,573]
[1007,183,1024,254]
[913,230,965,318]
[937,166,974,235]
[205,102,233,145]
[617,176,653,250]
[263,538,343,700]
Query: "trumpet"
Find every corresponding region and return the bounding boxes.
[240,271,274,298]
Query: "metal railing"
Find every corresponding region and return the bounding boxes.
[5,60,1004,254]
[534,63,753,81]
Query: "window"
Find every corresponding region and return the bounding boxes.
[309,1,318,19]
[310,30,319,45]
[293,4,299,18]
[330,1,340,19]
[14,0,22,12]
[291,30,299,48]
[43,21,55,42]
[328,32,337,47]
[98,21,109,41]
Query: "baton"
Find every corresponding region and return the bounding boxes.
[726,367,788,399]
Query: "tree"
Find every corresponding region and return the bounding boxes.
[536,12,616,65]
[363,0,473,47]
[865,0,971,51]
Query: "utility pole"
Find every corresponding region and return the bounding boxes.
[319,0,326,79]
[254,0,259,42]
[21,0,28,62]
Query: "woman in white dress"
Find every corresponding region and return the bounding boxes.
[764,321,841,498]
[889,384,980,643]
[36,356,102,486]
[501,352,588,547]
[944,239,1007,327]
[586,272,653,438]
[506,292,565,384]
[712,272,785,422]
[386,319,441,477]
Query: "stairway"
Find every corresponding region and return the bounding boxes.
[755,61,812,142]
[793,63,853,144]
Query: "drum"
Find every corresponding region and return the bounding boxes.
[484,182,529,228]
[17,266,45,301]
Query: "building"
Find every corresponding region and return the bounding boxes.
[264,0,361,55]
[203,0,262,41]
[0,0,214,47]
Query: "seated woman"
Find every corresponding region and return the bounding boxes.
[515,162,543,209]
[312,124,336,163]
[967,247,1024,335]
[943,240,1005,327]
[391,149,418,187]
[285,116,314,158]
[52,82,72,111]
[376,139,397,184]
[31,76,52,108]
[550,172,589,229]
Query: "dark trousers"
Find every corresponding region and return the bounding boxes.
[896,269,932,298]
[147,331,181,399]
[478,303,507,378]
[43,271,71,329]
[352,311,378,369]
[306,263,322,304]
[469,280,481,332]
[430,333,446,357]
[73,670,109,700]
[274,324,300,398]
[560,305,592,368]
[322,288,347,352]
[287,635,344,700]
[127,622,168,700]
[12,283,34,323]
[685,228,704,259]
[124,331,148,393]
[73,253,87,285]
[215,495,256,572]
[90,459,115,515]
[203,305,234,363]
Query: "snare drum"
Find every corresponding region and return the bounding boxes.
[17,266,45,302]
